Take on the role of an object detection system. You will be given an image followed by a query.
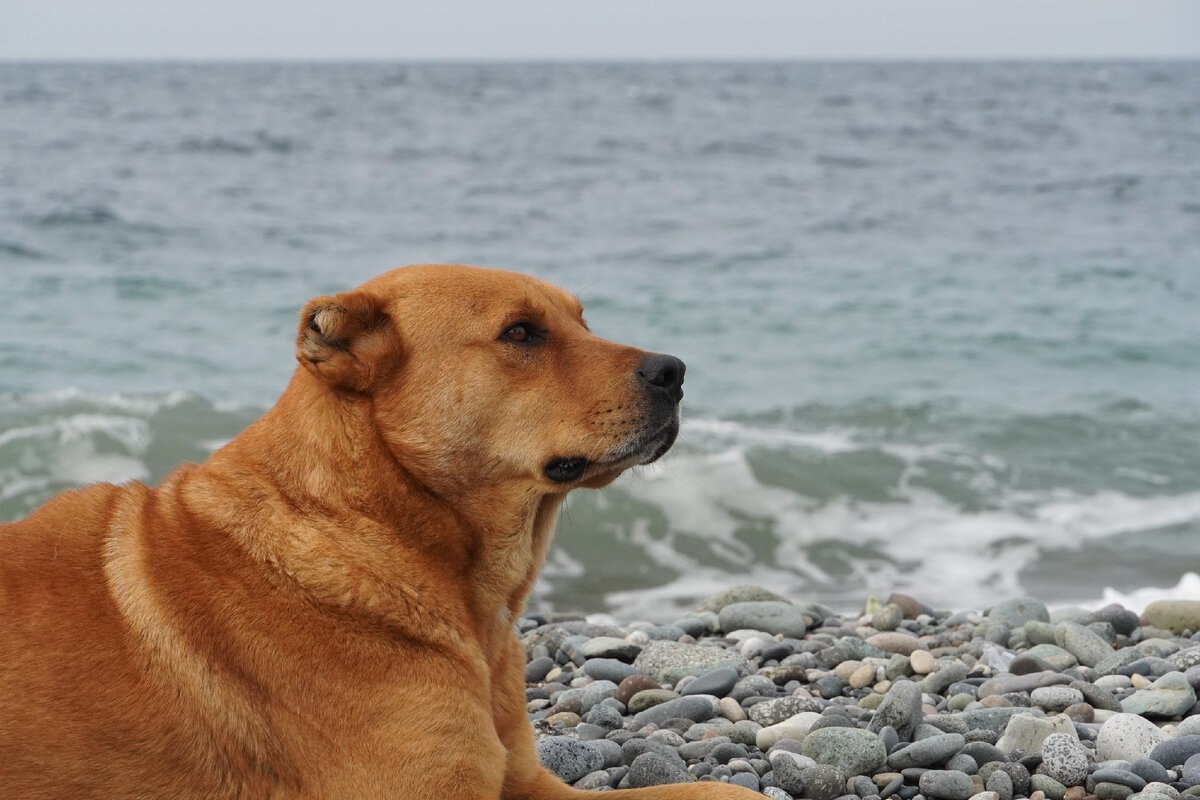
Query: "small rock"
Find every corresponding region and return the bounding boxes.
[1092,769,1148,791]
[750,695,824,726]
[536,736,605,783]
[1032,686,1086,712]
[988,597,1051,628]
[1030,774,1069,800]
[681,667,740,698]
[630,694,720,728]
[583,658,639,683]
[627,689,679,714]
[1147,735,1200,769]
[911,650,937,675]
[719,601,809,638]
[626,752,690,787]
[615,674,660,705]
[889,733,968,769]
[1096,713,1172,762]
[920,769,977,800]
[1121,672,1197,717]
[1057,622,1116,668]
[996,712,1077,754]
[632,641,749,684]
[1143,601,1200,635]
[757,712,822,750]
[802,727,887,776]
[696,585,791,614]
[802,764,848,800]
[869,679,925,741]
[1040,732,1089,786]
[580,636,643,662]
[868,632,924,655]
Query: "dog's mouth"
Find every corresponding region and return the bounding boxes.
[544,416,680,484]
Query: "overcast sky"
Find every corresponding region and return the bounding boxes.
[2,0,1198,61]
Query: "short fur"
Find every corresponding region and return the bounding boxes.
[0,265,756,799]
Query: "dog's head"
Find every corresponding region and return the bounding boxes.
[295,264,684,496]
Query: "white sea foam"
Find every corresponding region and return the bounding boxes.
[1085,572,1200,614]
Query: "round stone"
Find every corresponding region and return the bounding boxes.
[1032,686,1086,712]
[987,597,1051,628]
[920,769,976,800]
[626,752,690,787]
[583,658,639,683]
[536,736,605,783]
[615,674,661,705]
[802,764,848,800]
[1041,732,1089,786]
[1096,713,1172,762]
[1143,600,1200,635]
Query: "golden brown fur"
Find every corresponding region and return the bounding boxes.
[0,264,756,799]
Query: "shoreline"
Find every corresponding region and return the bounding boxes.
[522,586,1200,797]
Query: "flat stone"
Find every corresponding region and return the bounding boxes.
[996,712,1077,754]
[1091,769,1148,791]
[1096,713,1172,762]
[869,679,925,741]
[719,601,809,638]
[632,640,749,684]
[888,733,967,769]
[626,752,690,787]
[1120,671,1197,717]
[920,769,976,800]
[978,671,1072,698]
[615,674,661,705]
[868,632,924,655]
[696,585,791,614]
[537,736,605,783]
[1025,644,1080,671]
[803,727,887,776]
[1143,600,1200,635]
[1041,732,1089,786]
[580,636,643,662]
[583,658,639,683]
[680,667,740,698]
[1070,679,1123,712]
[923,662,972,696]
[630,694,720,729]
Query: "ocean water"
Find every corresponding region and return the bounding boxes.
[2,62,1199,619]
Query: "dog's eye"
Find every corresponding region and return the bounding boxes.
[501,322,541,344]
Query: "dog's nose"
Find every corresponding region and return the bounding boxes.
[637,353,685,399]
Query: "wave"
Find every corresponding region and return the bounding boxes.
[4,391,1197,620]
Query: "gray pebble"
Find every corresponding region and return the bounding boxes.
[629,694,720,729]
[889,733,967,769]
[681,667,740,698]
[1092,769,1149,791]
[1147,735,1200,769]
[1029,773,1069,800]
[1041,732,1089,786]
[627,752,690,787]
[536,736,605,783]
[985,768,1014,800]
[1129,759,1170,785]
[919,769,976,800]
[803,727,887,776]
[870,679,925,741]
[802,764,847,800]
[583,657,639,683]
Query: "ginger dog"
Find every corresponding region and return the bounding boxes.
[0,264,757,799]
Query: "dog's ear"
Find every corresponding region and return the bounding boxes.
[296,290,399,392]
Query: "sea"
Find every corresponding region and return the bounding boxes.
[2,61,1199,620]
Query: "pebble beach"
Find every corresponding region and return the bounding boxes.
[522,587,1200,799]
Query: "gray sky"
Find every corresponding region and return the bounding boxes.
[2,0,1198,61]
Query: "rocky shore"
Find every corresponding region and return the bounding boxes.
[521,587,1200,799]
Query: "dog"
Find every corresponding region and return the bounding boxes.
[0,264,758,798]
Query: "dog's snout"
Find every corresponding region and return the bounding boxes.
[637,353,685,399]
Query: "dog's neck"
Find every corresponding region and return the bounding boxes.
[190,370,559,641]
